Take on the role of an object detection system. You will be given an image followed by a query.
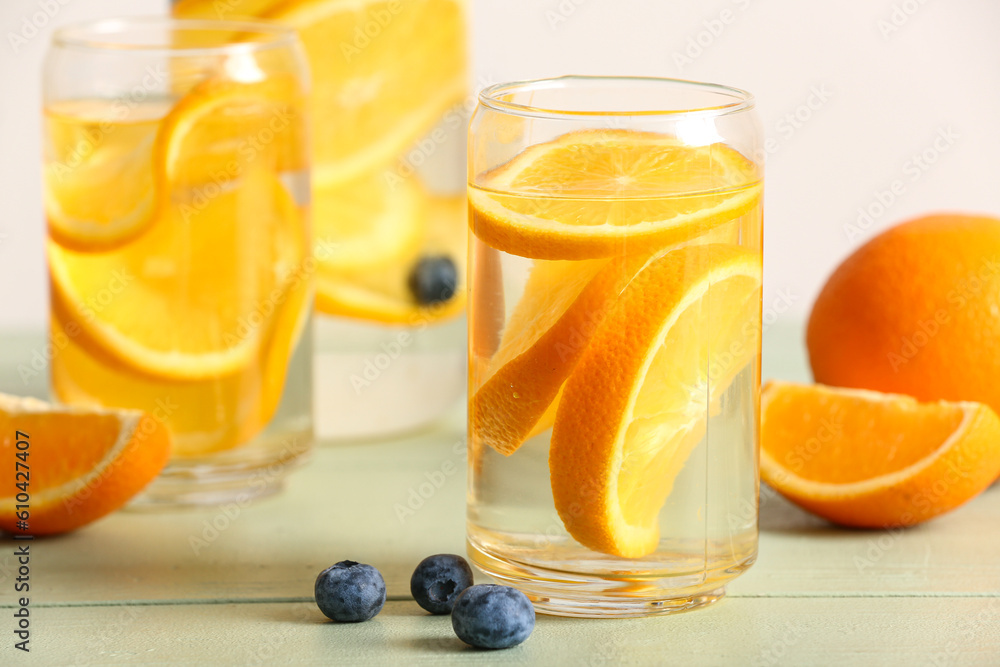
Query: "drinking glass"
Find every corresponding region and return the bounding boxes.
[173,0,470,440]
[467,76,764,617]
[43,18,313,506]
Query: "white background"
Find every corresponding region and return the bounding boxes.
[1,0,998,331]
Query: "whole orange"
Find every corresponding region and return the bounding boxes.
[807,213,1000,412]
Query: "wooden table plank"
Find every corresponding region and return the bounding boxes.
[0,418,469,605]
[1,323,999,666]
[7,598,1000,666]
[3,414,998,605]
[733,482,1000,597]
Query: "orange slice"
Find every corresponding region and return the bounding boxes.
[157,75,306,188]
[760,381,1000,528]
[49,165,306,382]
[314,169,425,274]
[469,241,505,370]
[43,100,164,252]
[469,129,761,260]
[471,257,612,455]
[0,394,171,535]
[549,244,762,558]
[316,191,466,324]
[175,0,468,324]
[172,0,286,18]
[471,215,750,455]
[43,77,303,254]
[265,0,467,187]
[50,318,260,457]
[315,270,464,325]
[50,259,307,458]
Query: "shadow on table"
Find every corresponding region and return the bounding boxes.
[758,483,835,534]
[391,635,473,654]
[252,602,328,625]
[758,483,942,541]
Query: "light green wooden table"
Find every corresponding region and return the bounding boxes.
[2,323,999,665]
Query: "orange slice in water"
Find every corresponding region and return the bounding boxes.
[43,100,163,253]
[471,257,612,455]
[470,214,749,456]
[44,76,303,253]
[549,244,761,558]
[49,165,305,383]
[315,189,466,324]
[469,129,761,260]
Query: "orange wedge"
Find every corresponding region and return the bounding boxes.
[469,240,506,371]
[471,213,750,455]
[46,78,309,456]
[548,244,762,558]
[760,381,1000,528]
[469,129,761,260]
[0,394,171,535]
[471,257,615,455]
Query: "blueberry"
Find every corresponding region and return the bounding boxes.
[408,255,458,305]
[410,554,474,615]
[451,584,535,649]
[314,560,386,623]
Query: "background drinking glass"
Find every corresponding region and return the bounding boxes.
[173,0,470,441]
[467,76,764,617]
[42,17,313,506]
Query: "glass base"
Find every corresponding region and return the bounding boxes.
[314,315,465,441]
[130,427,312,509]
[468,538,752,618]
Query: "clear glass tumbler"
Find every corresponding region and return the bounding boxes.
[173,0,470,441]
[467,76,764,617]
[42,18,313,506]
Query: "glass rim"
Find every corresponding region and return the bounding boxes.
[478,75,755,120]
[50,16,300,56]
